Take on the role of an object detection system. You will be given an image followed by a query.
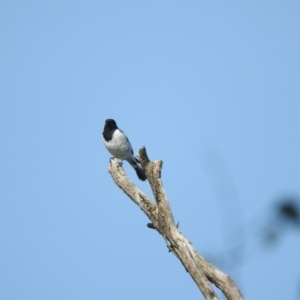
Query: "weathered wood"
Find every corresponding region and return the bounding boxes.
[108,147,244,300]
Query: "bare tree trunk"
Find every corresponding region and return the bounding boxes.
[108,146,244,300]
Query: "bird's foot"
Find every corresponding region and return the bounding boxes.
[109,157,118,163]
[109,157,124,166]
[116,158,123,166]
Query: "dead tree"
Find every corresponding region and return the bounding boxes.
[108,146,244,300]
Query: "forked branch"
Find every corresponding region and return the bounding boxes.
[108,146,244,300]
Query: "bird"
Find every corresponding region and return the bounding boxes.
[102,119,147,181]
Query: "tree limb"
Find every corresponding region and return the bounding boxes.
[108,147,244,300]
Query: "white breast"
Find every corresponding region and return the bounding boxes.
[103,129,133,160]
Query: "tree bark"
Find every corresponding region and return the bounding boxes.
[108,147,244,300]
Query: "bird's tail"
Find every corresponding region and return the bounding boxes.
[134,164,147,181]
[129,159,147,181]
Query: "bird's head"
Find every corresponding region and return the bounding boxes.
[104,119,118,130]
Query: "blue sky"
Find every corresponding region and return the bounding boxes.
[1,1,300,299]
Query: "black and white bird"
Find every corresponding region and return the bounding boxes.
[102,119,146,181]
